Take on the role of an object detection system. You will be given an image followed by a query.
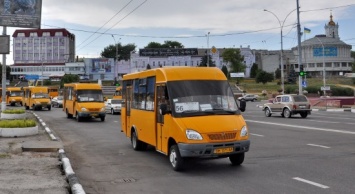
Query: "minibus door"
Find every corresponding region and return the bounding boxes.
[125,86,132,135]
[156,84,169,153]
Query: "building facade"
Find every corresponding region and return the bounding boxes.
[291,14,353,77]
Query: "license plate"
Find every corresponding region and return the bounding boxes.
[214,147,234,154]
[91,114,98,117]
[300,106,305,108]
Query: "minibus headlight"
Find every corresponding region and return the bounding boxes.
[35,101,41,104]
[186,129,203,140]
[101,107,105,112]
[81,107,88,112]
[240,126,248,137]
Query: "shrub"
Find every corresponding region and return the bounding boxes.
[330,87,354,96]
[305,86,321,94]
[0,119,36,128]
[2,109,25,114]
[284,85,298,94]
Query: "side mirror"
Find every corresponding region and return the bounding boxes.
[160,104,168,115]
[239,100,246,112]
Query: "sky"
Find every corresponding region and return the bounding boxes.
[3,0,355,65]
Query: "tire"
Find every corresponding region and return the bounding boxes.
[25,104,29,110]
[66,109,73,118]
[252,99,255,102]
[111,109,114,115]
[48,106,51,111]
[300,112,308,118]
[283,108,292,118]
[76,113,82,122]
[229,153,245,166]
[131,130,146,151]
[169,144,185,171]
[100,116,105,122]
[264,108,272,117]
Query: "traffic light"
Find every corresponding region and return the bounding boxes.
[299,65,306,76]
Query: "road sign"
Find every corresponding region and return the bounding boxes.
[302,80,307,88]
[344,73,355,78]
[321,86,330,91]
[230,72,245,78]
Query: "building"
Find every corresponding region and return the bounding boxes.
[10,28,75,80]
[291,14,353,77]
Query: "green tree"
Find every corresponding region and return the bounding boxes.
[145,42,162,48]
[0,65,12,81]
[101,43,136,61]
[43,80,52,86]
[255,70,274,84]
[199,55,215,67]
[287,66,297,84]
[275,68,281,79]
[221,65,229,78]
[60,74,80,88]
[250,63,259,78]
[221,48,245,73]
[146,64,151,69]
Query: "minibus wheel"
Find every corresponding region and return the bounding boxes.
[169,145,184,171]
[100,116,105,122]
[131,130,146,151]
[229,153,245,166]
[76,113,82,122]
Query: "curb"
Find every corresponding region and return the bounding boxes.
[32,112,86,194]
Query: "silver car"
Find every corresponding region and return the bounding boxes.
[238,94,259,102]
[51,96,63,108]
[105,99,122,114]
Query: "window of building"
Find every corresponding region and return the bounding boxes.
[317,63,323,67]
[334,62,340,67]
[342,62,347,67]
[325,63,332,67]
[55,32,63,36]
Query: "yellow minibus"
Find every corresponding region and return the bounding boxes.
[6,87,23,106]
[121,67,249,171]
[22,86,51,110]
[48,86,59,99]
[63,83,106,122]
[112,86,122,100]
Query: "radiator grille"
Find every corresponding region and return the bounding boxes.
[88,108,100,112]
[208,132,236,141]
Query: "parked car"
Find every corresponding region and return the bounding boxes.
[262,94,311,118]
[105,99,122,114]
[51,96,63,108]
[238,94,259,102]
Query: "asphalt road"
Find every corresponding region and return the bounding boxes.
[35,102,355,194]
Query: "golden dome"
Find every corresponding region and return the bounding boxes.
[328,14,335,26]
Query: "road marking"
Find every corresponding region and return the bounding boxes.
[250,133,264,137]
[311,114,354,121]
[307,119,355,125]
[245,120,355,135]
[114,121,118,123]
[307,144,330,149]
[293,177,329,189]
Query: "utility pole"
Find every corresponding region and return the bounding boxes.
[207,32,210,67]
[296,0,303,95]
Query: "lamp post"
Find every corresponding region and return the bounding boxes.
[315,36,326,97]
[264,9,296,94]
[207,32,210,67]
[41,58,44,86]
[111,35,120,83]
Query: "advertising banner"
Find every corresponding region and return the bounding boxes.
[91,59,112,73]
[0,0,42,28]
[139,48,198,57]
[313,47,337,57]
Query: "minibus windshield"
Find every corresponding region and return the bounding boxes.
[168,80,239,117]
[77,90,104,102]
[33,93,49,99]
[10,91,23,97]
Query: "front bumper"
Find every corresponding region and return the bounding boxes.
[34,103,50,108]
[78,112,106,118]
[178,140,250,158]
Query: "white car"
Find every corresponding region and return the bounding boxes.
[105,99,122,114]
[238,94,259,102]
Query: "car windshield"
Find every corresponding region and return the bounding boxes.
[77,90,104,102]
[293,95,308,102]
[33,93,49,99]
[168,80,240,117]
[111,100,122,104]
[57,96,63,100]
[10,91,23,97]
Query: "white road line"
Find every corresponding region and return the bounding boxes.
[307,144,330,149]
[311,114,354,121]
[114,121,118,122]
[306,119,339,124]
[250,133,264,137]
[293,177,329,189]
[245,120,355,135]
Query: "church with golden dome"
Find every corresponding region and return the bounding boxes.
[291,13,354,77]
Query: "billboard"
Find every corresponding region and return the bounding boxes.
[139,48,198,57]
[313,47,338,57]
[0,0,42,28]
[91,59,112,73]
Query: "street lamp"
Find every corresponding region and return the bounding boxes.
[264,9,296,94]
[315,36,326,97]
[111,35,120,82]
[207,32,210,67]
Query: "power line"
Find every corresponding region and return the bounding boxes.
[301,4,355,12]
[76,0,148,52]
[76,0,134,48]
